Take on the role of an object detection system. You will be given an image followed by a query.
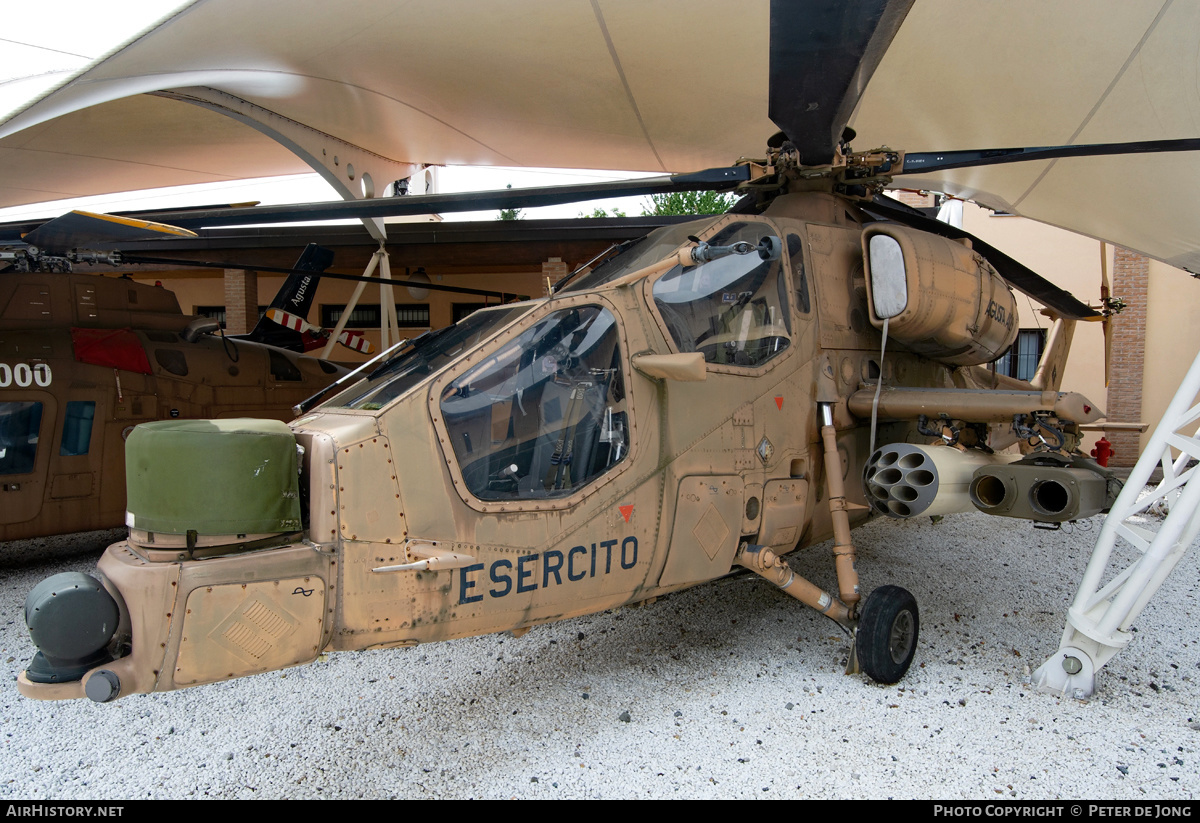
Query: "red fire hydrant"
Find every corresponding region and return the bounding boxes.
[1091,436,1114,467]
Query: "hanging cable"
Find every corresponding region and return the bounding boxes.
[869,317,889,460]
[217,326,239,363]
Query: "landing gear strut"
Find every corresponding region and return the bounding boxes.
[733,401,921,684]
[734,543,921,684]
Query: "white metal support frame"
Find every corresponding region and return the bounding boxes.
[153,87,424,242]
[158,87,427,359]
[1034,347,1200,698]
[319,244,398,360]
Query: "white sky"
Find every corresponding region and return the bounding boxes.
[0,0,657,226]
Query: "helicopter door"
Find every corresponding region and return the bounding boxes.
[0,390,56,526]
[659,475,745,587]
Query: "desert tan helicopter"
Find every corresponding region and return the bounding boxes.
[15,0,1198,703]
[0,227,358,543]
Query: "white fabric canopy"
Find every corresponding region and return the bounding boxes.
[1,0,1196,269]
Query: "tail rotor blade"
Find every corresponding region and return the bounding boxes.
[267,307,372,354]
[267,308,319,335]
[337,331,374,354]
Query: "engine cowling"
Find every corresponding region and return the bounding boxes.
[862,223,1018,366]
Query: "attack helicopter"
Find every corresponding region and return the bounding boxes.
[0,227,355,543]
[15,0,1198,703]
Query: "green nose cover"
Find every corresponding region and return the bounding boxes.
[125,418,301,535]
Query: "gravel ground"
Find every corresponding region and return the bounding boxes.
[1,509,1198,800]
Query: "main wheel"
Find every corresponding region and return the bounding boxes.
[856,585,919,684]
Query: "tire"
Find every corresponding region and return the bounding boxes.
[856,585,919,684]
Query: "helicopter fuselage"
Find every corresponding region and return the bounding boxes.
[17,192,1091,701]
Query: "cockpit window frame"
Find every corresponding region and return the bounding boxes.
[320,301,537,417]
[428,292,637,514]
[643,215,798,377]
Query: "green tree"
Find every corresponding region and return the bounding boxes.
[577,206,627,218]
[497,184,523,220]
[643,190,736,216]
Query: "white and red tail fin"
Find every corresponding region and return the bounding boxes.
[239,243,335,353]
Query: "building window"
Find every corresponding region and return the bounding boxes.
[321,304,430,328]
[195,305,267,329]
[453,303,489,323]
[396,304,431,327]
[994,328,1047,381]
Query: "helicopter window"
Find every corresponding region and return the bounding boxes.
[787,233,811,313]
[440,306,628,501]
[562,220,719,293]
[269,349,303,382]
[59,401,95,457]
[0,401,43,475]
[331,304,528,410]
[154,349,189,377]
[652,225,791,368]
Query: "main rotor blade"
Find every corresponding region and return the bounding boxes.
[120,254,530,302]
[21,211,197,255]
[769,0,913,165]
[119,167,750,231]
[899,138,1200,174]
[863,197,1101,321]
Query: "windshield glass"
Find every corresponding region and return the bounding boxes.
[440,305,628,501]
[561,218,718,293]
[652,221,791,368]
[327,304,530,410]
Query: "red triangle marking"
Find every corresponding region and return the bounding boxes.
[619,504,633,523]
[774,396,784,410]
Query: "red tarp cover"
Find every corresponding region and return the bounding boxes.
[70,328,153,374]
